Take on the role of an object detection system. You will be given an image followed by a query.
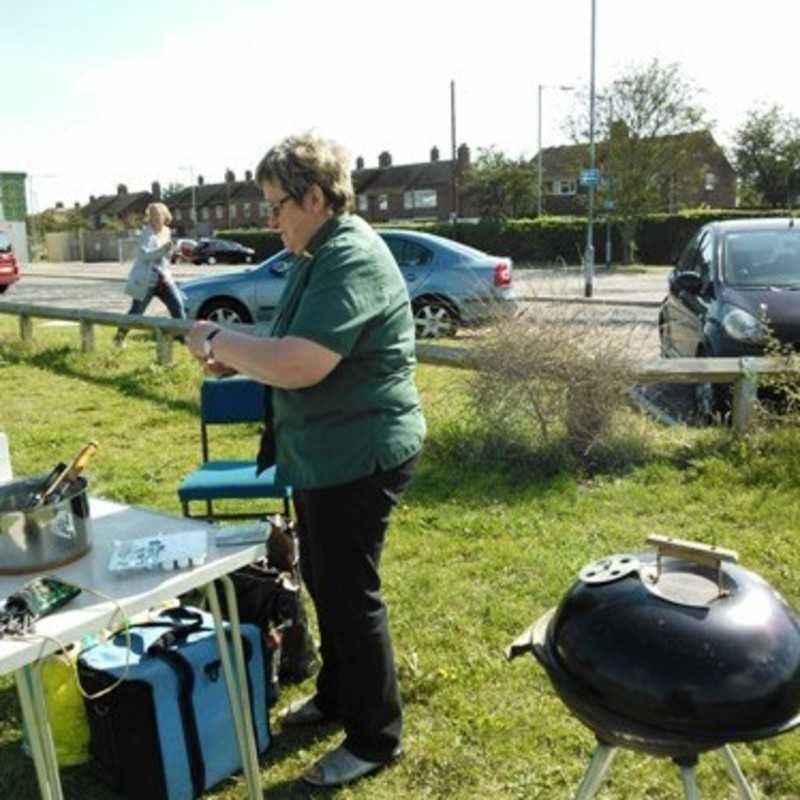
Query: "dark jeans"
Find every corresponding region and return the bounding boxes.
[116,272,185,341]
[293,453,419,763]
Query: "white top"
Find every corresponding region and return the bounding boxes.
[0,498,266,674]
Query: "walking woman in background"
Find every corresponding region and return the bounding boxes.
[114,201,185,346]
[186,132,426,788]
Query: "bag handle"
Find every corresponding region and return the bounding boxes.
[140,607,207,653]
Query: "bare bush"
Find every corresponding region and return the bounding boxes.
[464,302,653,467]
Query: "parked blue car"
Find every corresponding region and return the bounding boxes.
[179,229,517,337]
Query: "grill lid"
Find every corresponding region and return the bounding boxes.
[511,535,800,745]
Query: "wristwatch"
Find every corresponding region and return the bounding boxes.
[203,329,223,360]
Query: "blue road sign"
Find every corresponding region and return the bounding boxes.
[580,168,601,187]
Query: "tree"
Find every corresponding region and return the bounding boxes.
[462,146,538,220]
[732,105,800,208]
[161,182,186,201]
[567,59,709,262]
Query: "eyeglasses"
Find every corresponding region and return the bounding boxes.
[265,194,293,220]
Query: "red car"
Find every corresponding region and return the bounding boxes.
[0,232,20,293]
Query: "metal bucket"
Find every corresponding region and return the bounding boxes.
[0,475,91,575]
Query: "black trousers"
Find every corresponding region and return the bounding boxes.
[293,454,419,763]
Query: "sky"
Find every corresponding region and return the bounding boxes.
[4,0,800,212]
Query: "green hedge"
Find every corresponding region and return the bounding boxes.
[634,208,793,264]
[217,208,796,266]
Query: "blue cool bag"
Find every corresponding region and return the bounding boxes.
[78,606,273,800]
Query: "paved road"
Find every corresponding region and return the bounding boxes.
[3,260,670,320]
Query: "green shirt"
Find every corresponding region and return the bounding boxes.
[269,214,426,489]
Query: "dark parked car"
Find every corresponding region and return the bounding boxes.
[658,218,800,416]
[192,238,255,266]
[179,229,517,336]
[0,231,20,293]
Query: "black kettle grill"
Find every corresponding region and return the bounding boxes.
[507,534,800,799]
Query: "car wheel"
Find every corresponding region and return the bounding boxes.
[693,371,731,425]
[413,300,457,339]
[0,285,8,294]
[200,299,253,325]
[207,256,217,266]
[658,314,670,357]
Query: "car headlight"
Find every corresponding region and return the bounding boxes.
[721,305,768,343]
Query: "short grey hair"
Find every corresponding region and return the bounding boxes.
[255,132,354,214]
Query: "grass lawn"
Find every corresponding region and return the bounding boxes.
[1,319,800,799]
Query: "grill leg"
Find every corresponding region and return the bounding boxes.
[720,745,756,800]
[573,743,617,800]
[679,765,701,800]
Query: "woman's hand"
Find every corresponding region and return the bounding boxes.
[187,320,221,360]
[187,321,238,377]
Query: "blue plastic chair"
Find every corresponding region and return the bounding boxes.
[178,377,292,521]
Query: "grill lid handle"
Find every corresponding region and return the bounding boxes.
[646,534,738,598]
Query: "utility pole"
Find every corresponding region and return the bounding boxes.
[583,0,597,298]
[450,79,457,222]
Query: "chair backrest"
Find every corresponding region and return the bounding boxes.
[199,378,268,462]
[201,378,267,425]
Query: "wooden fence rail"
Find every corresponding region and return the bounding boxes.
[0,302,797,434]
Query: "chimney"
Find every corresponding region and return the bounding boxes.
[430,146,440,162]
[378,151,392,168]
[225,168,235,183]
[151,181,162,201]
[356,156,365,170]
[457,143,470,170]
[74,202,80,209]
[198,175,205,186]
[55,201,64,209]
[90,195,96,203]
[117,183,128,195]
[245,169,253,182]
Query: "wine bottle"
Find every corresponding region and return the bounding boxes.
[40,441,99,506]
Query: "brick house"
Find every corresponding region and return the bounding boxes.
[536,129,737,215]
[352,145,474,223]
[168,170,268,237]
[81,183,161,229]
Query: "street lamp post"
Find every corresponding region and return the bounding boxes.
[583,0,597,298]
[537,84,574,217]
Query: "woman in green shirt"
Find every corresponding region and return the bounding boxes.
[187,133,425,787]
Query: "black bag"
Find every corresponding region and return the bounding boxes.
[78,606,273,800]
[222,515,318,686]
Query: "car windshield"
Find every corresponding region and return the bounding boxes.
[0,233,10,253]
[724,229,800,287]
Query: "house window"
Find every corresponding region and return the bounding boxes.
[378,194,389,211]
[259,201,268,218]
[215,206,224,220]
[705,172,717,192]
[243,203,251,219]
[202,207,210,221]
[544,181,554,194]
[358,194,368,212]
[558,180,577,195]
[403,189,438,211]
[174,209,182,222]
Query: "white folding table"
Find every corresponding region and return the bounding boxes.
[0,498,268,800]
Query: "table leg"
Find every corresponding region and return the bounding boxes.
[204,578,262,799]
[14,664,64,800]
